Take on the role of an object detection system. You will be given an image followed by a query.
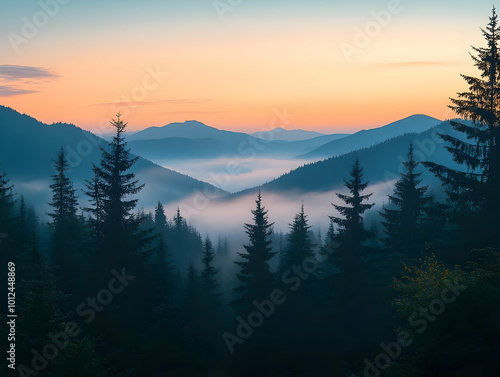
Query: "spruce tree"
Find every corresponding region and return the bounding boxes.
[200,237,219,301]
[173,207,184,230]
[86,114,149,266]
[280,203,315,271]
[423,8,500,248]
[277,204,318,350]
[233,191,276,313]
[0,172,15,237]
[154,201,167,230]
[83,165,105,240]
[48,148,81,291]
[329,158,374,271]
[48,148,79,232]
[326,158,379,361]
[381,144,430,258]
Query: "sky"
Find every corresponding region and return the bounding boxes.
[0,0,494,133]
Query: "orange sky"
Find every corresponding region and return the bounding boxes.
[0,1,489,133]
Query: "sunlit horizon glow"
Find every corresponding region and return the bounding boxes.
[0,0,493,133]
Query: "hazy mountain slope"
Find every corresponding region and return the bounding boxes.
[231,121,460,198]
[251,127,335,141]
[0,106,227,211]
[127,120,251,143]
[298,115,442,159]
[129,137,237,160]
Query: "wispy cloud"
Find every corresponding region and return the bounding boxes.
[376,61,457,68]
[0,85,39,97]
[0,65,59,97]
[0,65,59,81]
[87,99,215,107]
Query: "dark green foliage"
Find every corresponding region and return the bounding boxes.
[200,237,219,302]
[154,201,167,229]
[48,148,83,294]
[233,191,276,313]
[424,8,500,249]
[329,157,374,270]
[381,144,431,258]
[279,203,315,272]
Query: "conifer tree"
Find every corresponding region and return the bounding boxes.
[200,237,219,301]
[280,203,315,271]
[233,191,275,313]
[48,148,81,291]
[0,172,15,237]
[154,201,167,230]
[325,158,380,361]
[381,144,430,258]
[173,207,184,230]
[329,158,374,271]
[86,114,149,266]
[48,148,79,231]
[424,8,500,248]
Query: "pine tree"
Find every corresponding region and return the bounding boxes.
[154,201,167,230]
[48,148,81,291]
[381,144,430,258]
[86,114,150,266]
[48,148,79,233]
[83,165,105,235]
[185,262,201,325]
[200,237,219,301]
[0,172,15,236]
[423,8,500,248]
[329,158,374,271]
[280,203,315,271]
[279,203,317,326]
[173,207,184,230]
[325,159,380,362]
[233,191,276,313]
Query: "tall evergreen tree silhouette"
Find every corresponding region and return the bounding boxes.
[326,158,378,360]
[86,114,149,267]
[233,191,275,313]
[201,237,219,301]
[83,165,105,245]
[48,148,81,292]
[0,172,15,241]
[424,8,500,249]
[381,144,430,258]
[277,204,318,355]
[280,203,315,271]
[329,158,374,271]
[154,201,167,230]
[83,114,155,373]
[173,207,184,230]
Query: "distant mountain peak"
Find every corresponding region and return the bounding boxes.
[251,127,327,142]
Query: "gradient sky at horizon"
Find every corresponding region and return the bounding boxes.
[0,0,495,133]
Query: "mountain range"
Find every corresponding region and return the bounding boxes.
[0,106,459,215]
[298,114,442,159]
[0,106,227,212]
[251,127,330,141]
[232,120,462,200]
[126,121,349,161]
